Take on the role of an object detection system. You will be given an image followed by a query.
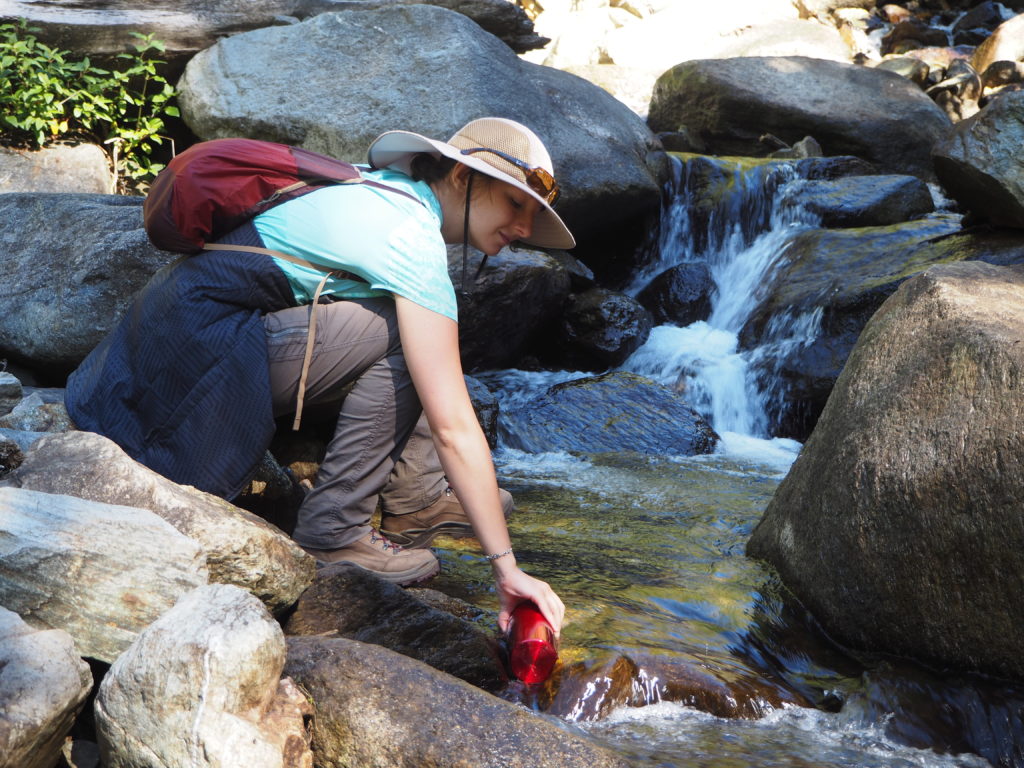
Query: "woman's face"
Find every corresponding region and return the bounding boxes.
[468,178,541,256]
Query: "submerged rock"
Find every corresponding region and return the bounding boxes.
[501,371,718,456]
[748,261,1024,682]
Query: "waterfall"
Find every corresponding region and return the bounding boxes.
[623,154,820,451]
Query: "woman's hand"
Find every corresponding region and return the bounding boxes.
[494,565,565,638]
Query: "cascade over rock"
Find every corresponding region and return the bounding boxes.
[648,57,953,180]
[748,261,1024,681]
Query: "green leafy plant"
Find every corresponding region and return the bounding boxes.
[0,19,180,191]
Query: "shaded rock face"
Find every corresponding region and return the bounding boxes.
[636,262,714,326]
[501,371,719,456]
[175,5,667,277]
[747,261,1024,682]
[740,218,1024,439]
[0,486,208,663]
[283,563,506,691]
[4,431,315,616]
[648,56,952,180]
[551,288,654,370]
[0,608,93,768]
[0,194,175,376]
[933,90,1024,229]
[96,584,312,768]
[284,635,631,768]
[779,174,935,228]
[450,245,572,371]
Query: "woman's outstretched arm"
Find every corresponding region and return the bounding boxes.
[394,295,565,635]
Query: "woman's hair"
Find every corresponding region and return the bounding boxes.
[408,153,458,184]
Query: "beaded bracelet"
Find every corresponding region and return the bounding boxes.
[484,547,514,562]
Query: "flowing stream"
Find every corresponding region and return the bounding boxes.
[433,156,1013,767]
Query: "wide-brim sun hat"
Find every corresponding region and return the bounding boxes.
[367,117,576,250]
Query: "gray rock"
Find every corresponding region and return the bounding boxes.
[637,262,714,326]
[96,584,312,768]
[553,287,654,370]
[451,245,572,371]
[933,90,1024,229]
[648,57,953,180]
[284,635,631,768]
[0,607,93,768]
[0,372,21,417]
[501,371,719,456]
[176,6,666,273]
[0,194,176,374]
[875,56,931,87]
[0,144,114,194]
[0,486,208,663]
[747,261,1024,682]
[779,174,935,228]
[284,563,506,691]
[0,0,545,71]
[0,393,74,432]
[3,431,314,616]
[465,375,499,449]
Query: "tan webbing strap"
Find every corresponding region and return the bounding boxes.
[201,242,347,431]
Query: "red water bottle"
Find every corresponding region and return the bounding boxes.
[507,601,558,684]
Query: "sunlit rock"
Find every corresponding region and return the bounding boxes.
[0,607,92,768]
[284,563,506,691]
[970,13,1024,76]
[748,260,1024,682]
[0,144,113,195]
[96,584,312,768]
[501,371,718,456]
[0,486,208,663]
[649,57,952,180]
[933,90,1024,229]
[4,431,314,616]
[285,635,631,768]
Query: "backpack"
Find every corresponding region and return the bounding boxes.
[143,137,417,252]
[141,137,422,430]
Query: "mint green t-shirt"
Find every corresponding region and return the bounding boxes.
[253,169,457,322]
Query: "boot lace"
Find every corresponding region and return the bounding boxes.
[369,529,403,552]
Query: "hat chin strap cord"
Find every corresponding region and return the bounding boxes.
[460,172,490,296]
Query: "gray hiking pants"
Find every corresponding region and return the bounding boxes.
[263,296,447,549]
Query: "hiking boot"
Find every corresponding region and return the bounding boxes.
[300,530,439,585]
[380,487,515,548]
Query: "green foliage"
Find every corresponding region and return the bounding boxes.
[0,19,180,191]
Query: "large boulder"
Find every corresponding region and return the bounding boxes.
[0,194,175,375]
[501,371,719,456]
[284,563,506,691]
[933,90,1024,229]
[175,6,667,276]
[95,584,312,768]
[747,261,1024,681]
[0,487,208,663]
[648,57,953,180]
[0,608,93,768]
[4,431,314,615]
[284,635,631,768]
[0,0,545,75]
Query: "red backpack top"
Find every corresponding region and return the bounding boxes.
[143,138,416,253]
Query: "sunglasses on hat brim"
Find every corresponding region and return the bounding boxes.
[459,147,560,206]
